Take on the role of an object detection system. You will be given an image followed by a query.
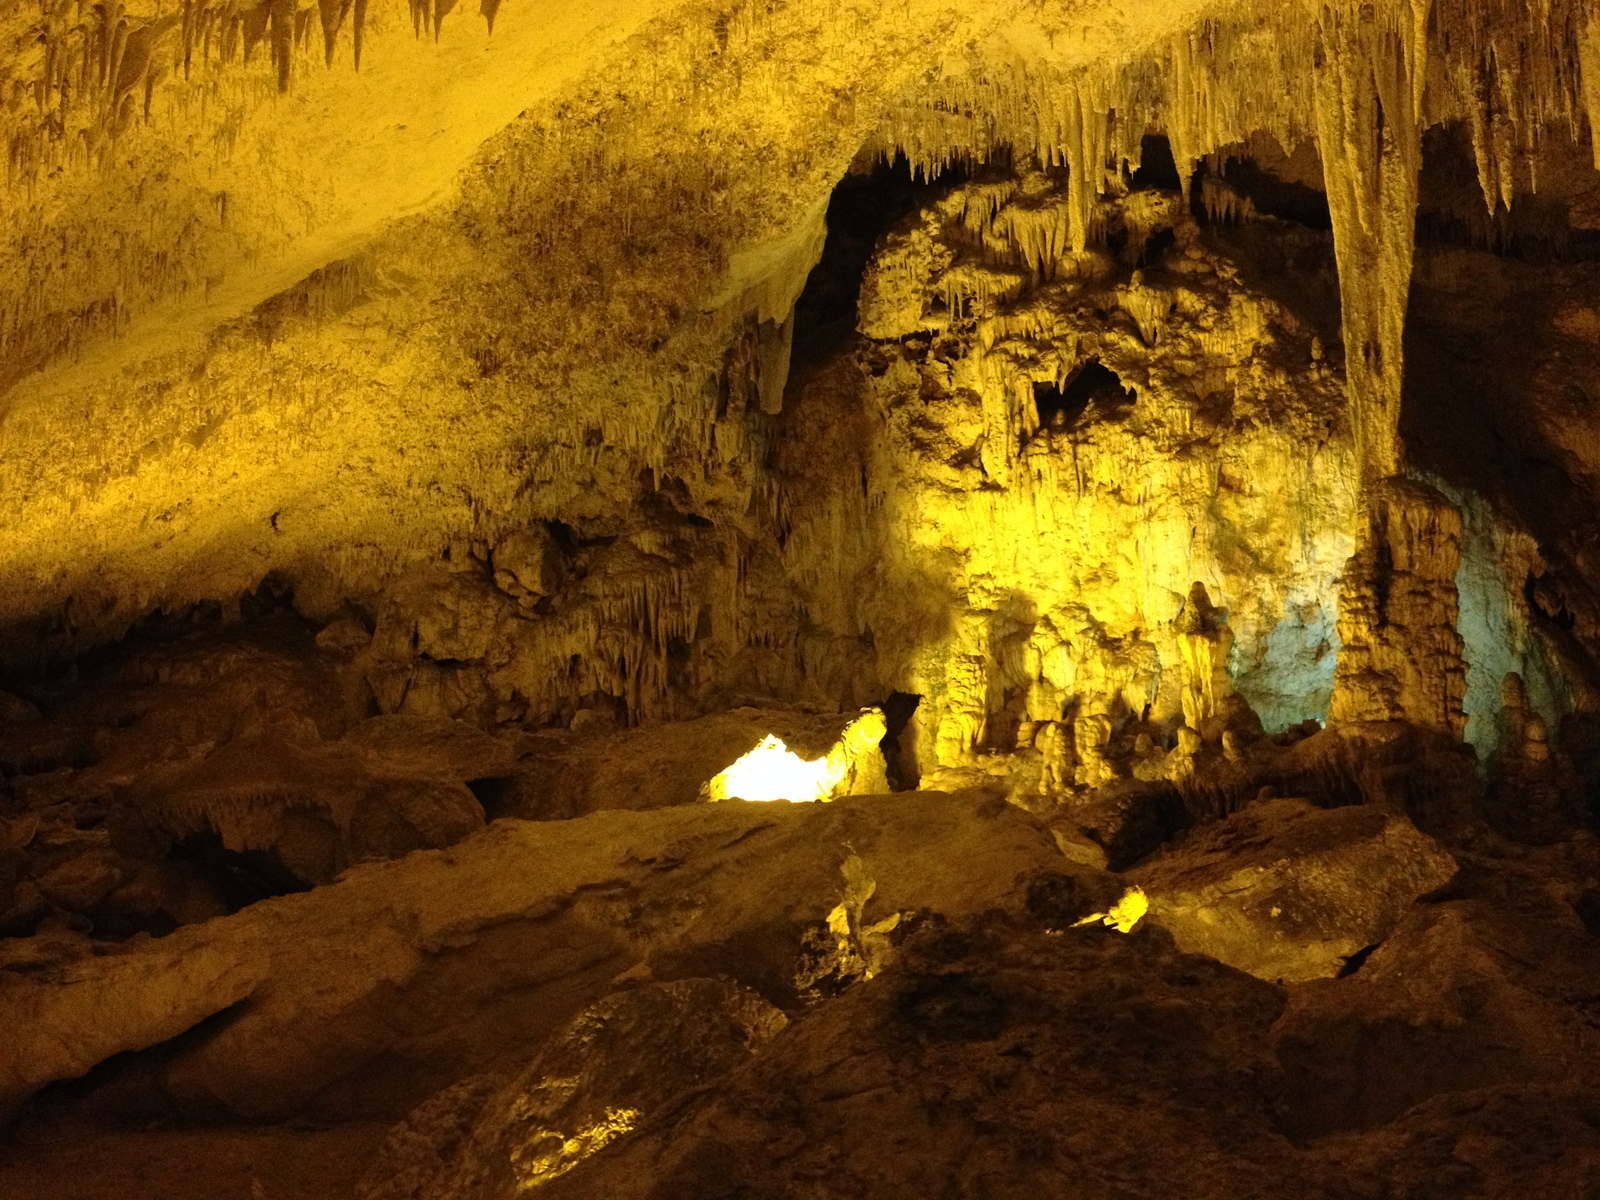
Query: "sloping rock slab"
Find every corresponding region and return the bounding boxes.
[0,935,267,1123]
[1309,1084,1600,1197]
[1127,798,1456,983]
[1272,862,1600,1137]
[0,791,1088,1123]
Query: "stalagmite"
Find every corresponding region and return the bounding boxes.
[1328,478,1468,735]
[1584,6,1600,169]
[1310,0,1474,737]
[1177,582,1235,735]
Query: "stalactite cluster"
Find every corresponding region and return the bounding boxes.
[1,0,512,193]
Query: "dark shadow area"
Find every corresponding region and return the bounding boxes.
[16,996,257,1132]
[1130,133,1183,193]
[1214,158,1332,231]
[1037,359,1135,431]
[1201,219,1343,355]
[1416,124,1600,262]
[1335,943,1380,978]
[466,776,517,821]
[169,831,314,912]
[878,690,922,791]
[1139,226,1177,270]
[786,155,963,395]
[1032,379,1086,429]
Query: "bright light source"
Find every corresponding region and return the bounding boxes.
[1074,887,1149,934]
[706,735,838,802]
[702,709,889,803]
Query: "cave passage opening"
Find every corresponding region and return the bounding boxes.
[1034,358,1135,431]
[878,690,923,791]
[1129,134,1183,192]
[784,153,963,396]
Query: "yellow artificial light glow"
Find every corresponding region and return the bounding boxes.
[514,1107,641,1190]
[709,735,839,802]
[1073,887,1149,934]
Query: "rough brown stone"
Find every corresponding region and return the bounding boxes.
[1127,797,1458,983]
[0,791,1083,1122]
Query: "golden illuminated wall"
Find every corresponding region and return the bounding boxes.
[767,171,1358,775]
[1,0,1221,658]
[0,0,1596,747]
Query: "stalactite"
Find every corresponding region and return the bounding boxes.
[3,0,517,188]
[269,0,294,93]
[354,0,369,69]
[1312,0,1427,485]
[1583,4,1600,169]
[1064,76,1109,254]
[317,0,350,68]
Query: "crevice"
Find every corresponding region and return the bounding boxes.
[878,691,922,791]
[785,155,961,397]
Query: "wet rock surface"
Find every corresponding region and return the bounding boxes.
[360,979,788,1200]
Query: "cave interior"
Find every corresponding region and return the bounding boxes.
[5,1,1600,1196]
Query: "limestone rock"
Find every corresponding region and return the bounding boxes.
[1127,798,1457,982]
[534,914,1311,1200]
[0,935,269,1123]
[493,524,565,602]
[0,791,1084,1122]
[1328,479,1469,737]
[1315,1084,1600,1198]
[1484,673,1585,843]
[1271,886,1598,1137]
[360,979,787,1200]
[0,689,40,726]
[121,726,489,887]
[1061,779,1191,871]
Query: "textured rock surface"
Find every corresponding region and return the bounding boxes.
[1,0,1596,781]
[0,932,267,1123]
[532,916,1310,1200]
[359,979,788,1199]
[1128,797,1458,982]
[1329,479,1470,736]
[2,752,1600,1197]
[0,790,1083,1121]
[1272,848,1600,1137]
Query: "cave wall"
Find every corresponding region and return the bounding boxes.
[4,0,1600,782]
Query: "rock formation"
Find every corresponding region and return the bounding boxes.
[5,0,1600,1195]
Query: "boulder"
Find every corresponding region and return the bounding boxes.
[359,979,787,1200]
[121,730,487,887]
[533,913,1315,1200]
[0,935,268,1123]
[1271,860,1600,1136]
[1127,798,1457,982]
